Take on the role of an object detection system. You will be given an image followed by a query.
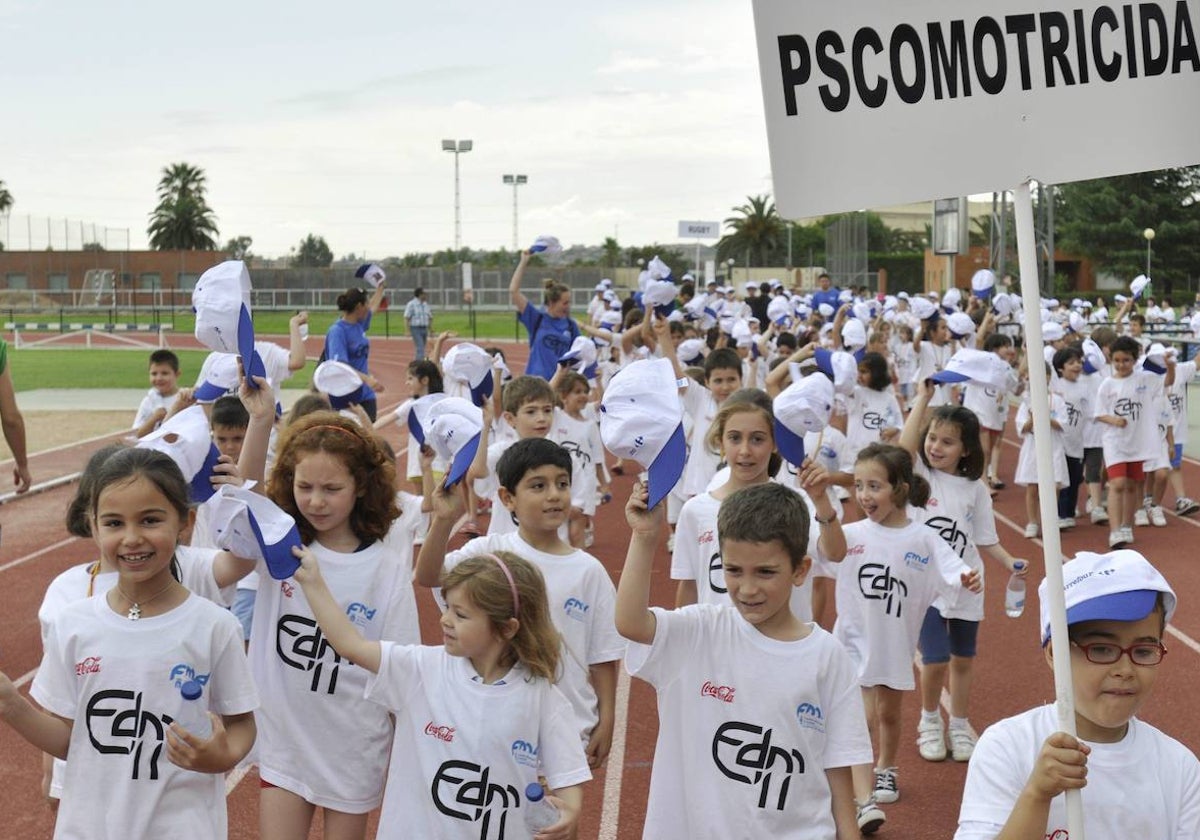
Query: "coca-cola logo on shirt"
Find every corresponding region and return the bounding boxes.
[698,529,715,545]
[280,581,295,598]
[701,681,736,703]
[75,656,102,676]
[424,722,456,742]
[846,544,865,556]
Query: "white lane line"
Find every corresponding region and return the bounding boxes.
[0,428,129,468]
[225,763,253,796]
[14,667,37,689]
[0,536,79,574]
[597,666,630,839]
[1167,625,1200,656]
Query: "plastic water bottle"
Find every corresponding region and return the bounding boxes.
[524,782,560,832]
[175,680,212,741]
[1005,562,1027,618]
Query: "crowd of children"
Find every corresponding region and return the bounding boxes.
[1,260,1197,839]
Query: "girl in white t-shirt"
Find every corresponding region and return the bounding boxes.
[840,352,903,465]
[255,413,410,840]
[1,448,259,840]
[293,548,590,839]
[837,443,980,816]
[552,370,609,549]
[900,383,1028,766]
[373,358,447,493]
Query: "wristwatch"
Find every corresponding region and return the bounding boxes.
[814,511,837,525]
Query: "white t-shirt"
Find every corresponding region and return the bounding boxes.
[843,386,903,463]
[552,406,603,514]
[476,439,518,536]
[377,490,428,645]
[914,341,954,406]
[1053,375,1090,459]
[962,365,1016,432]
[833,517,971,689]
[914,462,999,622]
[447,532,625,744]
[250,539,415,812]
[956,704,1200,840]
[1094,371,1163,465]
[1082,368,1108,450]
[1014,395,1069,487]
[32,593,259,840]
[364,644,591,840]
[132,389,176,431]
[681,384,722,497]
[1166,360,1196,445]
[670,489,814,623]
[625,605,873,839]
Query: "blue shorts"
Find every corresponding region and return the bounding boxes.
[918,606,979,663]
[1172,443,1184,471]
[231,587,256,642]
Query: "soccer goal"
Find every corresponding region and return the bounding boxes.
[81,269,114,307]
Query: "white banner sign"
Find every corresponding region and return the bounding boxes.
[461,262,473,291]
[678,220,721,238]
[752,0,1200,217]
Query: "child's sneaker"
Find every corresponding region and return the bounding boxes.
[1057,517,1075,530]
[916,716,947,762]
[1109,529,1127,549]
[873,767,899,804]
[583,523,595,548]
[856,797,886,835]
[1149,505,1167,527]
[1175,497,1200,516]
[1121,525,1135,545]
[1023,522,1039,539]
[1090,505,1109,525]
[949,726,977,762]
[1134,507,1150,527]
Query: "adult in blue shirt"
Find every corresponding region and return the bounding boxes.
[810,272,842,314]
[508,249,579,379]
[325,283,387,420]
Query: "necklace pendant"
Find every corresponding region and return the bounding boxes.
[127,603,142,620]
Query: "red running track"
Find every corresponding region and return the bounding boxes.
[1,333,1199,838]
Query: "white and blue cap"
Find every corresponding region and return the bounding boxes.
[530,234,562,255]
[1068,311,1088,334]
[767,295,791,326]
[194,352,240,403]
[1140,343,1168,375]
[599,309,623,330]
[929,347,1014,390]
[136,405,221,503]
[647,255,673,283]
[313,360,366,409]
[559,335,598,377]
[353,263,386,289]
[1081,338,1105,375]
[971,269,996,298]
[773,373,833,467]
[946,311,976,340]
[192,260,266,389]
[443,342,495,407]
[909,296,938,321]
[942,287,962,312]
[599,277,614,289]
[1039,550,1176,644]
[1042,321,1066,342]
[599,358,685,509]
[813,347,857,396]
[641,278,678,315]
[676,338,706,367]
[406,392,448,447]
[817,302,835,319]
[992,293,1015,317]
[207,484,303,580]
[841,318,867,351]
[1130,274,1151,300]
[427,397,483,489]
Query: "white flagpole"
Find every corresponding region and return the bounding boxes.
[1012,180,1085,838]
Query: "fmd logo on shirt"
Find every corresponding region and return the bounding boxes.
[168,664,210,688]
[795,702,825,733]
[563,597,590,621]
[903,551,930,570]
[345,602,377,628]
[511,739,539,768]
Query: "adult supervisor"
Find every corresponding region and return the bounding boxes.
[325,283,387,421]
[509,249,578,379]
[0,336,30,493]
[403,287,433,360]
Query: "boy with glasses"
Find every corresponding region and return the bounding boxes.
[954,550,1199,839]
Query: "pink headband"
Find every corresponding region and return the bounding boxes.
[308,423,362,443]
[482,553,519,618]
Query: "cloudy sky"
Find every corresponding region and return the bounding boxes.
[0,0,780,259]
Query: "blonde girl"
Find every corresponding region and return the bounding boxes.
[293,549,590,840]
[1,448,258,839]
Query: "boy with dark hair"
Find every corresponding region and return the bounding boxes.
[132,349,181,437]
[417,437,622,771]
[618,481,872,837]
[955,550,1198,839]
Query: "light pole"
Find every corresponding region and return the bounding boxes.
[725,258,735,285]
[1143,227,1155,276]
[502,174,527,251]
[441,139,473,252]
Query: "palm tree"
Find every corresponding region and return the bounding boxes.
[147,162,218,250]
[717,195,786,266]
[0,180,12,215]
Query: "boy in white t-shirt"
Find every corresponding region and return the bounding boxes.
[955,550,1200,839]
[132,349,183,437]
[1163,350,1200,516]
[619,480,874,838]
[551,370,609,549]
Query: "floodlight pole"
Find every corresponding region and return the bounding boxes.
[1014,180,1086,840]
[442,139,473,252]
[1144,227,1155,276]
[503,174,527,251]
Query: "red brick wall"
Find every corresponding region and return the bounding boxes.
[0,250,228,290]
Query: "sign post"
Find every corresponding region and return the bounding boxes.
[678,220,721,281]
[751,3,1200,836]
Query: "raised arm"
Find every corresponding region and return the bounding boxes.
[415,480,465,588]
[287,311,309,371]
[292,546,382,673]
[367,281,387,315]
[509,250,532,313]
[898,380,934,456]
[236,374,275,489]
[615,481,663,645]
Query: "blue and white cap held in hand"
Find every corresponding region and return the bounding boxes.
[941,287,962,312]
[1041,320,1066,342]
[529,234,562,255]
[928,347,1014,391]
[192,260,265,389]
[194,352,241,403]
[971,269,996,297]
[1038,549,1176,644]
[1140,343,1169,375]
[1081,338,1105,375]
[599,358,685,509]
[207,484,303,580]
[442,342,495,407]
[1130,274,1151,300]
[841,318,867,351]
[946,311,976,340]
[909,296,937,321]
[813,348,857,396]
[313,360,366,409]
[773,373,833,467]
[559,335,598,372]
[426,397,484,489]
[641,278,678,316]
[676,338,706,367]
[767,295,791,326]
[354,263,386,289]
[406,392,448,446]
[647,255,673,283]
[136,405,222,503]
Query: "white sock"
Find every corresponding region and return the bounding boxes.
[949,716,970,731]
[921,708,941,725]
